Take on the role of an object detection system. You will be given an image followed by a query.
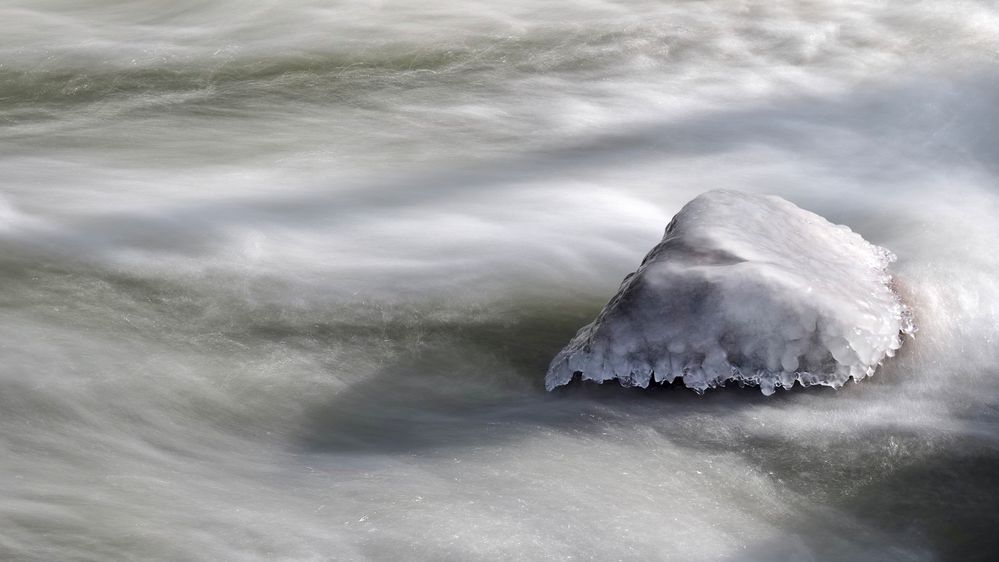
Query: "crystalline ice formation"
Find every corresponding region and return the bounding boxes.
[546,190,914,395]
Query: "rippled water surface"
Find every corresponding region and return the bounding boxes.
[2,1,999,560]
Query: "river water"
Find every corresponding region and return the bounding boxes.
[2,1,998,560]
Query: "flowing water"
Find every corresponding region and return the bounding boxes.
[2,1,999,560]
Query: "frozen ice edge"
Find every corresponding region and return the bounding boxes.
[545,190,915,396]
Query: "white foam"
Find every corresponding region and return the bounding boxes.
[546,190,914,395]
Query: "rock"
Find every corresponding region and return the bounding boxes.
[546,190,914,395]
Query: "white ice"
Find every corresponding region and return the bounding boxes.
[546,190,914,395]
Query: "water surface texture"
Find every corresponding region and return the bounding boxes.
[2,1,999,560]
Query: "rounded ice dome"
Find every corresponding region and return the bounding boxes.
[546,190,915,395]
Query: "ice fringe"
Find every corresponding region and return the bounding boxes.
[546,190,915,395]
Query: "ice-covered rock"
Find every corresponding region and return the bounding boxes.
[546,190,914,395]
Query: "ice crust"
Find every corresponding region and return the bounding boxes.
[546,190,914,395]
